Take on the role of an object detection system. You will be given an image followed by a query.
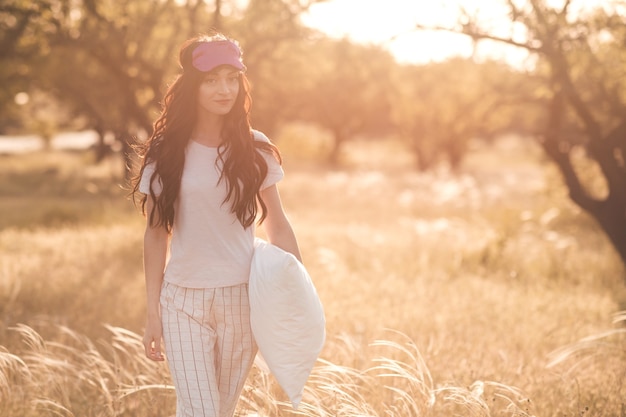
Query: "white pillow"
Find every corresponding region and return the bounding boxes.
[249,238,326,409]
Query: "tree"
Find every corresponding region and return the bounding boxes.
[2,0,327,174]
[296,38,396,164]
[228,0,323,137]
[45,0,214,173]
[417,0,626,270]
[0,1,58,133]
[392,58,520,171]
[1,0,214,174]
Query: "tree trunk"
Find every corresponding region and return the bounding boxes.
[329,129,344,166]
[93,127,110,163]
[431,0,626,274]
[593,198,626,264]
[412,140,435,172]
[542,140,626,266]
[542,92,626,270]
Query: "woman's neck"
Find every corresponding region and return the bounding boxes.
[191,114,223,147]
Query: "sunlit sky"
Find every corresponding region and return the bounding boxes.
[301,0,612,66]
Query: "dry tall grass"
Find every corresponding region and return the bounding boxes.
[1,134,624,416]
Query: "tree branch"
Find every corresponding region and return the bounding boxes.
[542,92,602,211]
[561,0,573,17]
[413,23,542,53]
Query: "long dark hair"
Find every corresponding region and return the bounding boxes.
[131,32,280,231]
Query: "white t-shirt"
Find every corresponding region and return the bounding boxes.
[139,130,284,288]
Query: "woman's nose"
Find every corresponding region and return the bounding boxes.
[218,79,232,93]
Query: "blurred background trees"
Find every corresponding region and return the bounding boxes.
[392,57,524,171]
[2,0,626,269]
[297,38,396,164]
[440,0,626,269]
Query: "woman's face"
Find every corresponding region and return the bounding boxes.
[197,65,241,117]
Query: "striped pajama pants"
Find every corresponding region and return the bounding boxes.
[160,281,257,417]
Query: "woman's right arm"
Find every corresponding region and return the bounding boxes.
[142,196,169,362]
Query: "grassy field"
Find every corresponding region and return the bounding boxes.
[0,134,625,416]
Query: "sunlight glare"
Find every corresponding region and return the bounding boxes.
[301,0,516,63]
[301,0,613,66]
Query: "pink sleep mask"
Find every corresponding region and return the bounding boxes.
[191,40,245,72]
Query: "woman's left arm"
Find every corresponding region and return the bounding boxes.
[259,184,302,262]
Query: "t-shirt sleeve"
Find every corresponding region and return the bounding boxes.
[138,161,163,195]
[254,130,284,190]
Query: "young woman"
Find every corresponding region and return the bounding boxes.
[132,32,301,417]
